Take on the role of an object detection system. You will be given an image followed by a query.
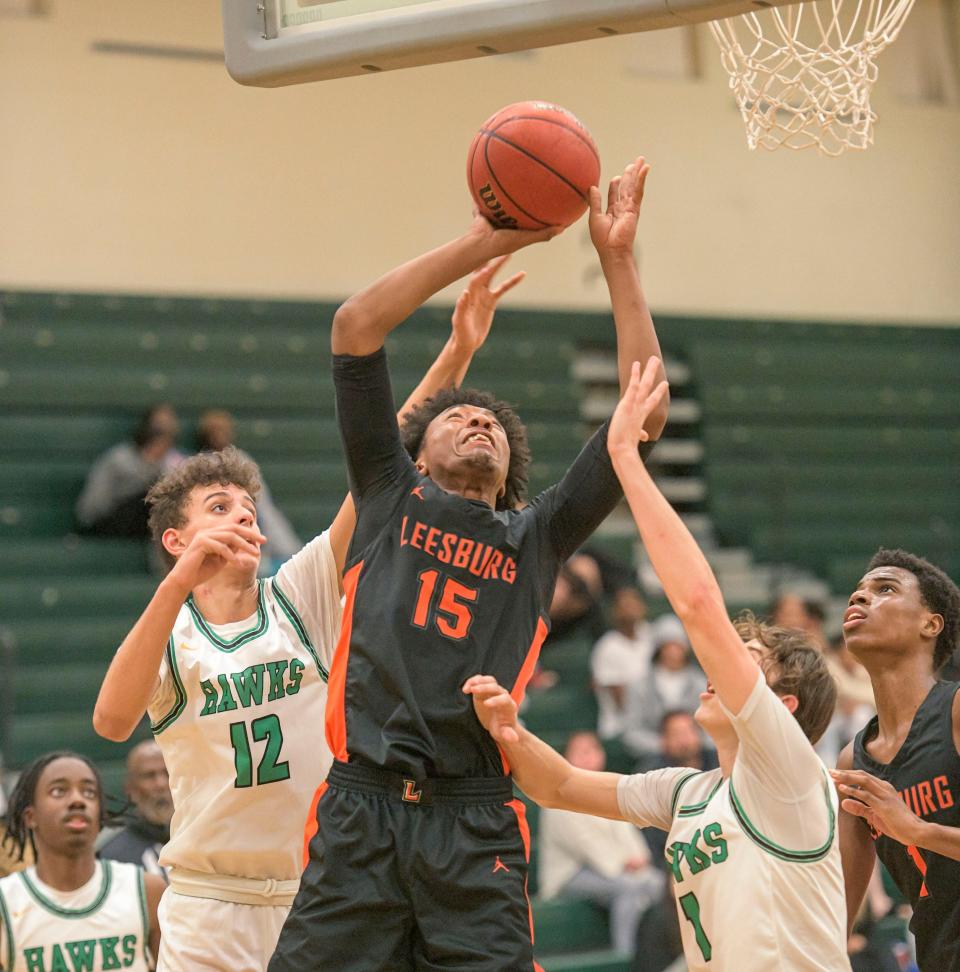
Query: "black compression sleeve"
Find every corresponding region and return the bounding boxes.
[332,348,413,501]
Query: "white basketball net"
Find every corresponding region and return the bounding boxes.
[709,0,916,155]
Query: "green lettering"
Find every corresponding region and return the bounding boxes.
[265,660,289,702]
[667,842,685,883]
[286,658,305,696]
[99,937,121,971]
[679,891,712,961]
[216,673,238,712]
[685,830,711,875]
[199,678,219,717]
[703,822,728,864]
[120,935,136,968]
[23,947,47,972]
[65,939,97,971]
[230,664,266,709]
[49,945,69,972]
[230,721,254,788]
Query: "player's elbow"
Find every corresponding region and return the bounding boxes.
[92,704,135,743]
[331,299,382,357]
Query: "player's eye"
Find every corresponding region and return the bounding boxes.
[211,503,227,512]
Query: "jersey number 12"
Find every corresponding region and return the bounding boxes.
[230,714,290,788]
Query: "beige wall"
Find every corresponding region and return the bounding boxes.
[1,1,958,323]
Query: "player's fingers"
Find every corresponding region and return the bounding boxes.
[491,270,526,299]
[634,161,650,203]
[588,185,602,216]
[462,674,498,693]
[474,254,510,285]
[607,176,621,214]
[840,797,871,818]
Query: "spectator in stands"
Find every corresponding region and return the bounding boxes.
[771,592,829,650]
[591,586,654,739]
[76,403,184,538]
[645,710,718,773]
[622,615,706,760]
[548,552,606,643]
[196,408,301,569]
[99,740,172,880]
[538,732,664,955]
[817,633,876,765]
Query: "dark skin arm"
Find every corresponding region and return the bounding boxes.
[833,742,878,935]
[144,872,165,962]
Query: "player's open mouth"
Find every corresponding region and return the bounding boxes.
[460,431,496,451]
[63,814,91,831]
[843,607,867,630]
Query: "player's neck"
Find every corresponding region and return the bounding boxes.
[715,738,738,778]
[35,851,98,893]
[431,471,500,509]
[192,573,260,624]
[869,658,936,746]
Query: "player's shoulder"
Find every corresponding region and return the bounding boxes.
[670,768,724,817]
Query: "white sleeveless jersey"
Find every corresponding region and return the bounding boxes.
[618,672,849,971]
[0,860,151,972]
[147,531,342,883]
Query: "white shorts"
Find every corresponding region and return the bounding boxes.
[157,888,290,972]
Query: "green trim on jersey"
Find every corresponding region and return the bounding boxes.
[136,867,149,966]
[677,777,724,818]
[150,636,187,735]
[729,772,836,863]
[0,882,15,971]
[19,860,112,918]
[272,579,329,683]
[187,581,268,653]
[670,772,704,817]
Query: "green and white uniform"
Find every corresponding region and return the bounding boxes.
[147,531,342,971]
[617,671,848,971]
[0,860,151,972]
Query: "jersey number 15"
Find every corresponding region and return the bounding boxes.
[411,569,479,641]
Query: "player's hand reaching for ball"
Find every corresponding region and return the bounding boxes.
[168,524,266,593]
[451,255,525,354]
[608,358,670,457]
[589,156,650,260]
[462,674,521,744]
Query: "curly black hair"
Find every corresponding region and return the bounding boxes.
[400,387,530,511]
[867,548,960,672]
[2,751,118,863]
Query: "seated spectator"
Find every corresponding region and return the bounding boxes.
[818,633,876,765]
[98,740,173,880]
[770,592,828,650]
[622,615,706,760]
[548,552,606,643]
[196,408,301,569]
[538,732,664,955]
[591,587,654,739]
[643,710,718,773]
[76,403,184,538]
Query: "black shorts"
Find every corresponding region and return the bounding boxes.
[269,760,542,972]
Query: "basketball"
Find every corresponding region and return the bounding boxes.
[467,101,601,230]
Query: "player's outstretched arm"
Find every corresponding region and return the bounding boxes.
[589,157,668,439]
[92,524,264,741]
[462,675,624,820]
[833,743,878,935]
[331,216,557,357]
[326,257,525,578]
[608,360,758,715]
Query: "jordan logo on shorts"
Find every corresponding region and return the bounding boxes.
[402,779,423,803]
[492,856,510,874]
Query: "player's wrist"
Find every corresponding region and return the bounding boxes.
[159,569,193,603]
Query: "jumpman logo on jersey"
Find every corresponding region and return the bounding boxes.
[492,856,510,874]
[411,486,426,501]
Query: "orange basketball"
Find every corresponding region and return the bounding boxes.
[467,101,600,231]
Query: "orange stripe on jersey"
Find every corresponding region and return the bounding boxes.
[325,560,363,762]
[498,618,549,774]
[507,798,538,960]
[302,780,328,870]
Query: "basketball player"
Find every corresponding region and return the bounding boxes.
[91,262,518,972]
[465,358,847,971]
[0,751,163,971]
[269,157,667,972]
[831,549,960,971]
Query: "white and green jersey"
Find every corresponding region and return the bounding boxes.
[147,531,342,884]
[0,860,151,972]
[617,672,848,971]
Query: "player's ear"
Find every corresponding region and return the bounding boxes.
[922,611,944,640]
[23,804,36,831]
[161,527,186,559]
[778,693,799,716]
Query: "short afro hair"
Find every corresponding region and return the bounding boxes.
[400,387,530,511]
[867,548,960,672]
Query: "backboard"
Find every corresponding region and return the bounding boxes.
[222,0,802,87]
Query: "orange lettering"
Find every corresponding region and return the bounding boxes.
[400,516,410,546]
[484,550,504,580]
[502,557,517,584]
[411,521,427,549]
[934,775,954,809]
[918,781,937,816]
[424,527,441,557]
[439,533,456,564]
[452,538,475,568]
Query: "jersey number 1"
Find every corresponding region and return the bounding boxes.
[411,569,478,641]
[230,714,290,788]
[679,891,712,961]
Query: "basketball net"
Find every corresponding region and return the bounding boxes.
[709,0,916,155]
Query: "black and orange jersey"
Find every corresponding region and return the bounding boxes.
[853,680,960,971]
[326,348,645,780]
